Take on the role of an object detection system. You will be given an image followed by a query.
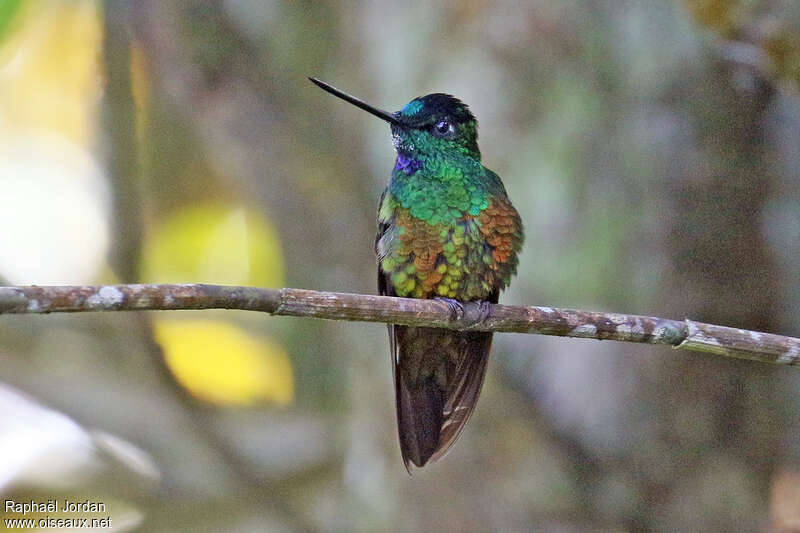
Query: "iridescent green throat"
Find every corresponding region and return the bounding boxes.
[388,154,507,226]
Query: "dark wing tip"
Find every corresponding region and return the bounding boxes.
[397,371,443,469]
[392,326,494,470]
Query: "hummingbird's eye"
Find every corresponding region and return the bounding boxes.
[432,119,455,138]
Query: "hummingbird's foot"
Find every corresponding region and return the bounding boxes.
[435,297,465,321]
[462,300,493,328]
[475,300,493,324]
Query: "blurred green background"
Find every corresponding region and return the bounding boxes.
[1,0,800,531]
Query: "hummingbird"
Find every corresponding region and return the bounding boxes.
[310,78,523,469]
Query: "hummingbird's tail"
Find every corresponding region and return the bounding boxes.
[390,325,493,469]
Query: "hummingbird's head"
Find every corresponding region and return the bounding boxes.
[391,94,479,160]
[309,78,481,161]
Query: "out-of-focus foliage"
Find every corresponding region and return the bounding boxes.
[762,21,800,87]
[682,0,747,35]
[141,205,285,287]
[684,0,800,88]
[154,319,293,406]
[0,0,24,42]
[0,0,100,143]
[0,385,152,531]
[1,0,799,531]
[0,0,108,285]
[142,205,290,406]
[129,41,150,143]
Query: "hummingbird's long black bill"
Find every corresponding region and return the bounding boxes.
[309,77,400,125]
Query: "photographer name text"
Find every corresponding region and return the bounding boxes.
[5,499,106,515]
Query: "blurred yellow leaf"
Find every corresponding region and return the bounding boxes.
[142,205,285,287]
[0,0,102,146]
[0,0,109,284]
[154,319,294,406]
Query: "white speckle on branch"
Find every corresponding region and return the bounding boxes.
[87,286,124,308]
[777,343,800,365]
[609,314,628,325]
[569,324,597,337]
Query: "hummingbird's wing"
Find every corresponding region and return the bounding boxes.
[376,189,397,381]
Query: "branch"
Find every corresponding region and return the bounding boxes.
[0,284,797,366]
